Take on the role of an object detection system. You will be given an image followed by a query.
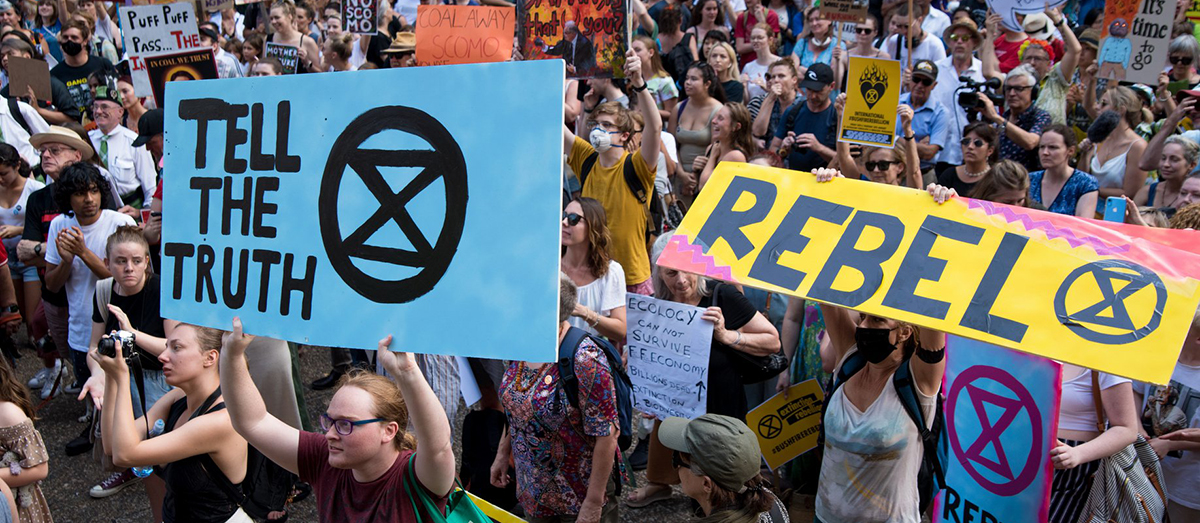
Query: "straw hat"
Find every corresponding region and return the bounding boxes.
[382,32,415,54]
[30,126,93,160]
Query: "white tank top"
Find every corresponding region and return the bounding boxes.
[1090,142,1134,191]
[816,348,936,523]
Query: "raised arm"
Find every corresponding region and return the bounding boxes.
[1140,98,1192,171]
[378,342,455,497]
[980,14,1003,80]
[1050,8,1080,82]
[627,48,662,170]
[219,318,300,474]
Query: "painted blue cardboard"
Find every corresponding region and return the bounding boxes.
[161,60,565,360]
[934,336,1062,523]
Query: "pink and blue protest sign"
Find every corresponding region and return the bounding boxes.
[935,336,1062,523]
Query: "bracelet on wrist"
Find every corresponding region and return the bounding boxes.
[631,82,649,93]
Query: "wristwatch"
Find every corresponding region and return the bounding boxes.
[33,243,42,256]
[1,305,17,314]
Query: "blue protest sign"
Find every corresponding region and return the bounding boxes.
[935,336,1062,523]
[162,60,565,360]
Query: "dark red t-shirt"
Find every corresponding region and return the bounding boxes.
[994,35,1029,73]
[297,431,449,523]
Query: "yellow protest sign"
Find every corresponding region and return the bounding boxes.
[747,379,824,469]
[841,56,901,147]
[656,163,1200,384]
[466,491,526,523]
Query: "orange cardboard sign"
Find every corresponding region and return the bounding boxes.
[416,5,515,66]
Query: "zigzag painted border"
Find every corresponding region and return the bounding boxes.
[662,235,737,282]
[966,200,1131,256]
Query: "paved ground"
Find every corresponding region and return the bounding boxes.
[17,341,815,522]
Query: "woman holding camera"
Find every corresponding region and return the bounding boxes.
[95,323,250,523]
[80,226,177,517]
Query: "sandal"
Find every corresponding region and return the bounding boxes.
[625,484,672,508]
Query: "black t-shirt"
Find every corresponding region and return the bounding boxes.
[23,184,119,307]
[0,75,83,122]
[699,283,758,420]
[936,166,979,198]
[92,275,165,371]
[778,102,838,172]
[50,56,112,117]
[721,80,744,104]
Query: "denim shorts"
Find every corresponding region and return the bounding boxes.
[8,257,37,283]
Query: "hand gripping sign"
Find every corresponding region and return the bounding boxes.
[656,162,1200,384]
[985,0,1069,32]
[161,60,565,360]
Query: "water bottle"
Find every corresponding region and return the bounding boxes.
[132,419,165,478]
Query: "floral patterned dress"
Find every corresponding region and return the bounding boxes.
[0,419,52,523]
[500,338,620,519]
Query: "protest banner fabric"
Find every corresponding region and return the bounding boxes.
[626,293,713,419]
[1189,0,1200,21]
[518,0,627,79]
[416,5,516,66]
[1098,0,1176,84]
[467,492,526,523]
[656,162,1200,384]
[120,2,201,96]
[985,0,1069,31]
[145,48,217,107]
[264,42,299,74]
[841,56,901,147]
[819,0,867,22]
[343,0,379,34]
[933,336,1060,523]
[746,379,824,469]
[162,60,565,360]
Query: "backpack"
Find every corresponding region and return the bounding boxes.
[557,326,634,452]
[7,98,30,135]
[664,32,695,86]
[579,151,665,238]
[823,351,948,514]
[193,387,297,521]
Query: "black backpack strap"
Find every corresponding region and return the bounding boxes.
[558,327,590,409]
[579,152,600,188]
[622,153,648,205]
[8,98,29,135]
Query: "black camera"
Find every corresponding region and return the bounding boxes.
[956,76,1004,120]
[98,330,136,359]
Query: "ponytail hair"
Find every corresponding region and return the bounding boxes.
[705,474,776,519]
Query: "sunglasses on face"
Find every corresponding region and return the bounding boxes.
[1004,85,1033,93]
[672,450,692,469]
[1171,56,1194,65]
[961,137,986,148]
[865,160,897,171]
[947,33,972,42]
[855,27,874,34]
[563,212,583,226]
[912,77,933,87]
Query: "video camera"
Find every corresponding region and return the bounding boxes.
[956,76,1004,121]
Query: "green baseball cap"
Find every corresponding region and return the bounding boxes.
[657,414,761,493]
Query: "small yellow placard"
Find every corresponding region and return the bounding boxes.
[841,56,902,147]
[746,379,825,470]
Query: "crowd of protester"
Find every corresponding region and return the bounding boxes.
[0,0,1193,522]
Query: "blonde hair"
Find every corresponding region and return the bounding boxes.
[338,370,417,451]
[708,42,740,82]
[1104,86,1143,128]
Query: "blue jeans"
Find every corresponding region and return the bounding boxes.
[129,369,171,418]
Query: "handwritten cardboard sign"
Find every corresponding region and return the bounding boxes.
[416,5,515,66]
[625,293,713,419]
[203,0,233,12]
[1098,0,1176,84]
[119,2,202,96]
[343,0,378,34]
[7,56,51,101]
[819,0,867,23]
[161,60,566,358]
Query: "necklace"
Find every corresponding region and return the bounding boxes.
[512,362,549,393]
[963,166,988,178]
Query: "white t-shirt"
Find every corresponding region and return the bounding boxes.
[1136,361,1200,509]
[742,59,771,101]
[567,260,627,338]
[0,178,44,254]
[921,8,952,42]
[1058,368,1130,432]
[817,349,936,523]
[656,131,679,198]
[883,33,947,70]
[44,210,136,352]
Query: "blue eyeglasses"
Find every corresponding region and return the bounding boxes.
[320,413,385,435]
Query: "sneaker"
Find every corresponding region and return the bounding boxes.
[65,424,93,457]
[40,362,65,400]
[63,380,82,396]
[89,469,140,499]
[26,367,49,389]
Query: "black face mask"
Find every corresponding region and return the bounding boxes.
[855,326,897,364]
[61,40,83,57]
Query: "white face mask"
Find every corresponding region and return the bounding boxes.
[589,127,615,152]
[811,36,831,47]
